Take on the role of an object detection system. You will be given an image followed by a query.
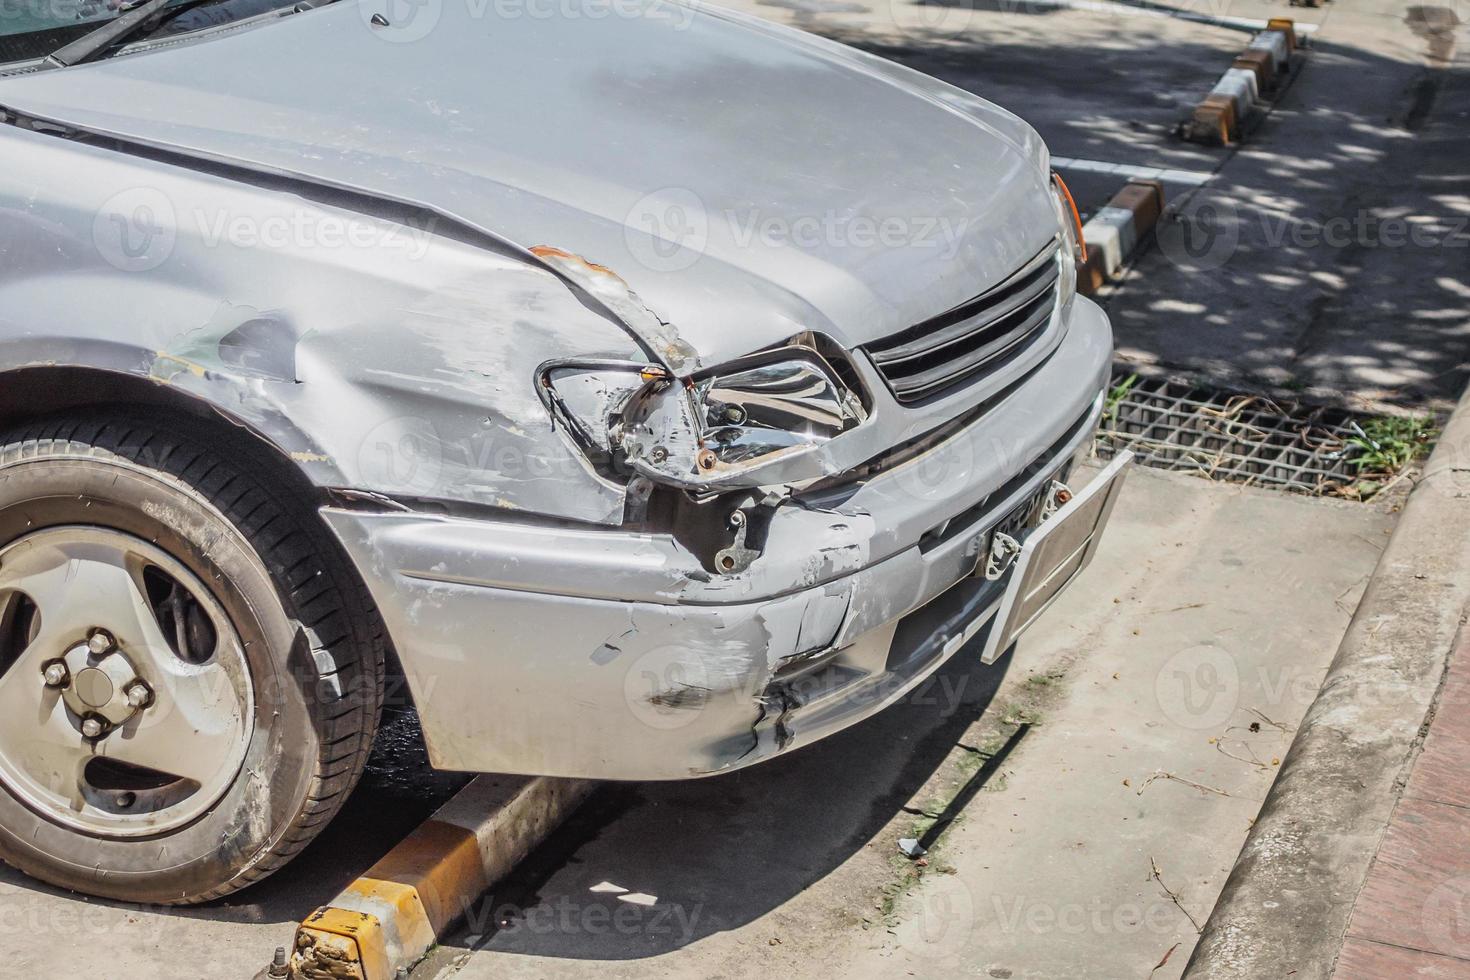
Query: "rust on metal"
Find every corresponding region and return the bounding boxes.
[291,908,390,980]
[529,244,624,283]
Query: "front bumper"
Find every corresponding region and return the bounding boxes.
[323,298,1114,779]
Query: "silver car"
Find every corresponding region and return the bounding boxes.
[0,0,1116,904]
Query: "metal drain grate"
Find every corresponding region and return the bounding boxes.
[1095,375,1416,496]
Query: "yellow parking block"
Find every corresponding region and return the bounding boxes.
[293,907,393,980]
[288,776,595,980]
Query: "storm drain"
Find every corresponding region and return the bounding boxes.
[1094,374,1434,497]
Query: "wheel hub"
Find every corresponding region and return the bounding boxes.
[48,633,154,736]
[0,526,254,837]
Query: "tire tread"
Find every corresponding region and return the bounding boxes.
[0,413,386,905]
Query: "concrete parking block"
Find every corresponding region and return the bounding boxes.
[1248,29,1292,72]
[1187,97,1237,147]
[1231,51,1275,91]
[292,776,593,980]
[1080,180,1166,292]
[1183,23,1299,146]
[1210,67,1260,121]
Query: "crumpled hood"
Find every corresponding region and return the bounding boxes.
[0,0,1059,367]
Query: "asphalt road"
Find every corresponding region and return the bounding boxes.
[723,0,1470,414]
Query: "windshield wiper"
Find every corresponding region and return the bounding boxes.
[46,0,279,68]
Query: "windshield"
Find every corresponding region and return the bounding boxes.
[0,0,294,67]
[1,0,116,64]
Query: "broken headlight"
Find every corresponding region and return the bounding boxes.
[538,347,866,489]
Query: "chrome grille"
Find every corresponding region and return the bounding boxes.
[865,243,1061,404]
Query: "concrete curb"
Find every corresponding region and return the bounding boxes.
[1184,21,1299,146]
[289,776,595,980]
[1183,388,1470,979]
[1078,179,1166,294]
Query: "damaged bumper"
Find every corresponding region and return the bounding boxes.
[323,299,1113,780]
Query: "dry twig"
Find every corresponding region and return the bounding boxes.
[1214,740,1271,771]
[1150,857,1203,934]
[1136,771,1233,798]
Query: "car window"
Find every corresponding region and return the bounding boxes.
[1,0,121,64]
[0,0,295,68]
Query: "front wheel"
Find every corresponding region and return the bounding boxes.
[0,413,384,904]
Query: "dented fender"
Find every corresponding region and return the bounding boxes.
[0,125,659,525]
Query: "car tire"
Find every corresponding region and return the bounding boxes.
[0,412,384,904]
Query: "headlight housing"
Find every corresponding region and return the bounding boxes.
[538,345,866,490]
[1051,171,1086,314]
[1051,172,1087,264]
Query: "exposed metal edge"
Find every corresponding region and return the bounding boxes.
[1182,382,1470,979]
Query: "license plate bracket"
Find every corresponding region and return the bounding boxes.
[979,451,1133,665]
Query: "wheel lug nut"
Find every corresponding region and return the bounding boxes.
[87,629,115,656]
[41,661,69,688]
[80,717,106,739]
[125,681,153,710]
[115,792,136,809]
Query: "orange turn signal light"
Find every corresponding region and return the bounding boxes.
[1051,172,1087,264]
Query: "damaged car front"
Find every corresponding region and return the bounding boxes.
[0,0,1123,902]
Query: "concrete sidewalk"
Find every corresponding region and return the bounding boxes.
[1183,380,1470,979]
